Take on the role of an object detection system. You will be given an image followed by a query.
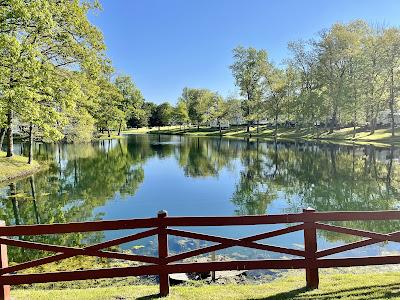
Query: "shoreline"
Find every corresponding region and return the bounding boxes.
[0,152,45,184]
[123,126,400,148]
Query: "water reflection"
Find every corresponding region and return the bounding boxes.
[1,135,400,262]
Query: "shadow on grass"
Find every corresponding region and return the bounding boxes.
[136,293,163,300]
[255,283,400,300]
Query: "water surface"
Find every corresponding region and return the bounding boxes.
[1,134,400,263]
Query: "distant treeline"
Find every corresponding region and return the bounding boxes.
[1,4,400,165]
[131,20,400,139]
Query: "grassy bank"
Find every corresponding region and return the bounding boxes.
[94,133,125,141]
[124,125,400,147]
[0,151,41,183]
[12,271,400,299]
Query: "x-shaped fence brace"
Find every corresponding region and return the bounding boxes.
[0,209,400,299]
[1,222,400,273]
[0,228,160,275]
[0,223,307,275]
[315,223,400,258]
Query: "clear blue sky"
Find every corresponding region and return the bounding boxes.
[90,0,400,104]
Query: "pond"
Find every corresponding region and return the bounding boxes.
[1,134,400,263]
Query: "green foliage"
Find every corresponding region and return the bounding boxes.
[0,1,146,152]
[154,102,173,127]
[173,100,190,126]
[179,87,214,127]
[114,75,144,132]
[230,46,269,128]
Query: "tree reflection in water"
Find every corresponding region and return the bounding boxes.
[1,135,400,262]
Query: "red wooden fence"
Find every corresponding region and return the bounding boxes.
[0,208,400,299]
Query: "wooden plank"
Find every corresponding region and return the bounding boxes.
[311,211,400,222]
[164,214,308,226]
[0,229,159,275]
[0,259,308,285]
[316,231,400,258]
[1,211,400,237]
[166,243,227,263]
[157,210,170,297]
[0,219,161,236]
[167,229,305,259]
[166,224,305,263]
[317,255,400,268]
[303,208,319,289]
[3,255,400,286]
[0,221,10,300]
[242,224,305,241]
[316,223,400,242]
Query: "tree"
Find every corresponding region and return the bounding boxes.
[230,46,269,132]
[287,40,325,130]
[95,78,124,137]
[264,66,288,137]
[153,102,173,130]
[114,75,144,135]
[0,0,107,159]
[382,28,400,137]
[180,87,213,130]
[173,100,190,128]
[209,94,228,134]
[224,97,243,126]
[313,21,367,133]
[361,26,387,134]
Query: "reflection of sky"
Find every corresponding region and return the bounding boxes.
[93,149,397,260]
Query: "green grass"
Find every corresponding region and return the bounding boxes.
[123,126,181,135]
[12,272,400,299]
[94,133,125,141]
[0,151,41,183]
[125,126,400,147]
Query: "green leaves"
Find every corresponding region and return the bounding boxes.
[0,0,147,147]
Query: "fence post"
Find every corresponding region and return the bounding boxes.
[303,208,319,289]
[0,221,10,300]
[157,210,170,297]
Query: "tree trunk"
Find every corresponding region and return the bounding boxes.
[274,113,278,138]
[219,121,222,135]
[370,115,377,135]
[246,122,250,133]
[30,176,40,224]
[6,110,13,157]
[118,121,122,136]
[0,128,5,151]
[329,108,337,134]
[10,183,20,225]
[197,123,200,131]
[28,123,34,164]
[389,67,395,137]
[386,146,394,190]
[257,120,259,133]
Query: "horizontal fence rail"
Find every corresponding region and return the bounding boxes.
[0,208,400,299]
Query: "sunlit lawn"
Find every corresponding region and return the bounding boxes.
[125,125,400,146]
[0,151,40,183]
[13,272,400,299]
